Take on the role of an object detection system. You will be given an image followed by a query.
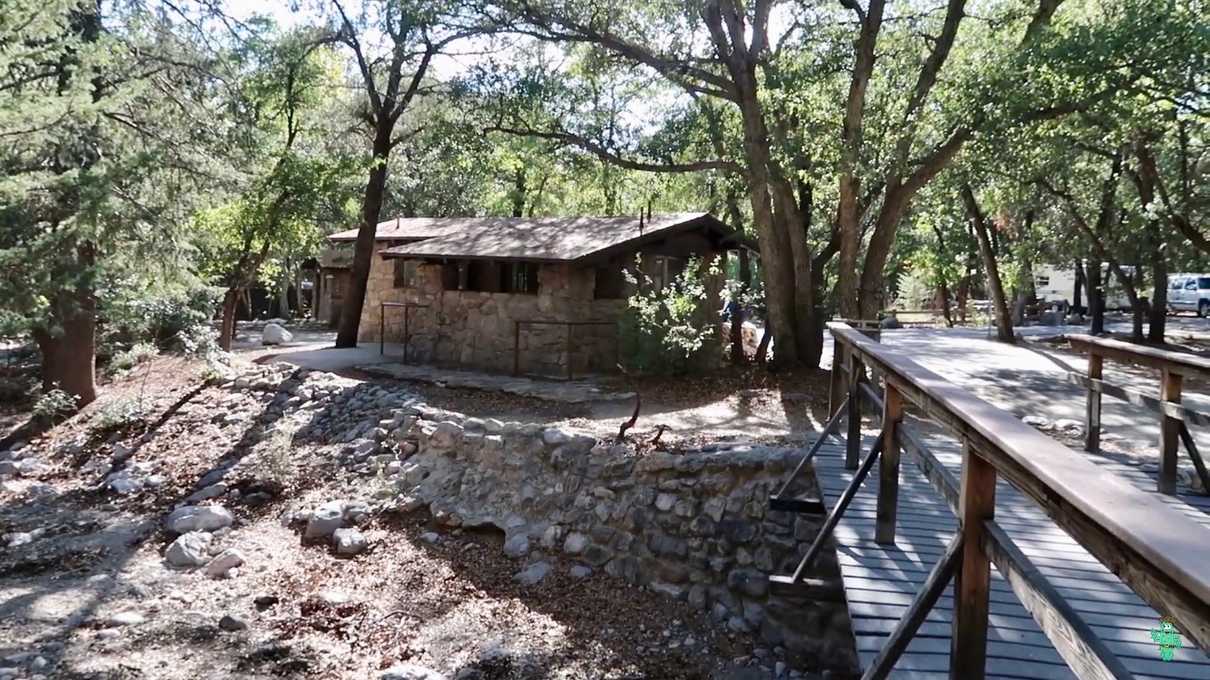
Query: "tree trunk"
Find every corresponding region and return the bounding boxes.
[1073,260,1085,313]
[219,288,239,352]
[1088,258,1105,334]
[1148,232,1168,343]
[278,262,291,319]
[962,186,1014,343]
[932,224,954,327]
[34,243,97,406]
[335,119,394,348]
[731,248,751,365]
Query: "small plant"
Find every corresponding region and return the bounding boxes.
[110,342,159,373]
[91,397,149,432]
[618,256,721,375]
[32,387,79,424]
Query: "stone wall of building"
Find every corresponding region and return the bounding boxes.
[357,254,627,377]
[394,408,859,674]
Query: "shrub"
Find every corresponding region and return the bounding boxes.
[104,284,223,351]
[618,257,720,375]
[91,397,150,433]
[110,342,159,373]
[32,387,79,424]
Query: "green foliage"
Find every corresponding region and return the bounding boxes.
[110,343,158,373]
[32,387,78,424]
[618,257,719,375]
[107,285,223,349]
[90,397,150,433]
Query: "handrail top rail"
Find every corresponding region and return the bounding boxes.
[828,321,1210,606]
[1068,333,1210,378]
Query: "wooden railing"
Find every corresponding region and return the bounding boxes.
[1067,334,1210,495]
[774,322,1210,679]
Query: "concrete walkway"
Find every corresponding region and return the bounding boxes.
[358,363,635,404]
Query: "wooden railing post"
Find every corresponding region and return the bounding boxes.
[875,383,903,545]
[1159,368,1183,495]
[1084,351,1102,452]
[846,352,864,470]
[829,340,845,416]
[950,443,996,680]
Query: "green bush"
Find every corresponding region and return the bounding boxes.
[110,342,159,372]
[32,387,79,424]
[91,397,149,433]
[618,257,720,375]
[103,284,222,352]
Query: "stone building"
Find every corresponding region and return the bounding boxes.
[320,213,748,377]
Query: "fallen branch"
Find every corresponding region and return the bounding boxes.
[616,393,641,442]
[649,424,669,449]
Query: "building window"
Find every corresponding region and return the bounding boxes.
[467,261,502,292]
[501,262,539,294]
[594,266,626,299]
[393,259,419,289]
[1035,275,1050,288]
[441,261,462,291]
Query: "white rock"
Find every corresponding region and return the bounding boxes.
[562,532,588,555]
[305,503,344,540]
[205,549,246,578]
[185,483,227,503]
[332,528,368,555]
[107,611,146,627]
[513,561,552,586]
[165,532,213,567]
[1053,418,1084,435]
[164,505,233,534]
[419,532,440,545]
[6,532,34,548]
[542,428,570,445]
[502,534,529,559]
[1021,415,1051,429]
[261,323,293,345]
[380,663,448,680]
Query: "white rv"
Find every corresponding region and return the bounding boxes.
[1033,264,1133,310]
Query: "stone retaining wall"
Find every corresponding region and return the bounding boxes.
[394,409,859,673]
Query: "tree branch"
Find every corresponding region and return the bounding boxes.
[486,125,741,174]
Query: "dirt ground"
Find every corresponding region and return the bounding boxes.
[0,354,830,680]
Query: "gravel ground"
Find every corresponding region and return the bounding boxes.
[0,356,790,680]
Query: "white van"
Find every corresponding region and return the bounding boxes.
[1167,273,1210,316]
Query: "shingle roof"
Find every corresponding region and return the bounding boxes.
[326,217,466,243]
[328,213,741,263]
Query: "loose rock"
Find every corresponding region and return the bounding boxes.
[165,532,213,567]
[513,561,552,586]
[332,527,368,555]
[205,549,245,578]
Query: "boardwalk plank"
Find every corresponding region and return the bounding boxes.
[810,435,1210,678]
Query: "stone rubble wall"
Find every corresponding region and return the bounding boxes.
[394,409,858,673]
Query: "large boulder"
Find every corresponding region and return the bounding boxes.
[164,505,234,534]
[261,323,293,346]
[166,532,213,567]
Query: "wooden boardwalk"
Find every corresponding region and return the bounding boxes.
[812,432,1210,679]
